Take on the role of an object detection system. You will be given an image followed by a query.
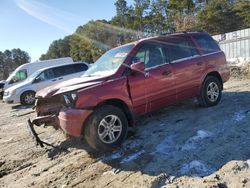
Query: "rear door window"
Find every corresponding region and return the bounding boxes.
[54,64,75,77]
[73,63,88,72]
[193,35,220,54]
[163,38,199,63]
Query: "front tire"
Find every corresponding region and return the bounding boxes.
[84,105,128,151]
[198,76,222,107]
[20,91,36,105]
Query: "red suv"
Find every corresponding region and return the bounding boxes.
[28,32,230,151]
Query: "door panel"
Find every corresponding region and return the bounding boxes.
[163,37,205,100]
[128,72,147,115]
[172,56,205,100]
[34,78,59,92]
[145,64,176,112]
[33,69,60,92]
[128,42,177,114]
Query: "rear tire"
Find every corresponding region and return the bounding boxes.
[84,105,128,152]
[198,76,222,107]
[20,91,36,105]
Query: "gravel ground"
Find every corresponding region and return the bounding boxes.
[0,78,250,188]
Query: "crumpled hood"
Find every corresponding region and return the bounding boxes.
[36,75,107,98]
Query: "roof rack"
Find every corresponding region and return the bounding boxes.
[160,31,188,36]
[160,30,206,36]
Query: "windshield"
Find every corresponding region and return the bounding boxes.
[84,44,134,76]
[6,71,15,82]
[7,69,28,84]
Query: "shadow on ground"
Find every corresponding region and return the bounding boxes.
[46,91,250,178]
[11,104,32,110]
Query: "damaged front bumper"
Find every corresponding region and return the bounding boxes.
[27,107,93,148]
[27,115,58,148]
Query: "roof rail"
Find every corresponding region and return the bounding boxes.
[160,30,206,36]
[160,31,188,36]
[160,31,173,36]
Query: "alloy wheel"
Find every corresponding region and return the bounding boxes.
[207,82,219,102]
[98,115,122,144]
[24,93,35,105]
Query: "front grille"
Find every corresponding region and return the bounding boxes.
[36,95,64,116]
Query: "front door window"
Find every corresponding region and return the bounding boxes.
[132,43,166,69]
[35,69,55,83]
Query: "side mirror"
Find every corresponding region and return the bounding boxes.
[130,61,145,73]
[33,77,40,84]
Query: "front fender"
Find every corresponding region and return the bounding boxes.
[17,87,35,97]
[75,76,132,109]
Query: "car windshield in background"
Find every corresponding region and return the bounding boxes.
[84,44,134,77]
[8,69,28,84]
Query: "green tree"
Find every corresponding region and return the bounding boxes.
[0,51,7,79]
[0,49,30,79]
[197,0,243,34]
[113,0,129,27]
[11,48,31,67]
[133,0,150,33]
[75,20,112,50]
[69,34,103,63]
[40,36,70,60]
[76,20,137,49]
[168,0,196,32]
[146,0,169,34]
[233,0,250,29]
[168,0,195,14]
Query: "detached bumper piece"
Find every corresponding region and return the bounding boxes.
[27,115,65,150]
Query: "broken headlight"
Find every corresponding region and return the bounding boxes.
[63,92,78,108]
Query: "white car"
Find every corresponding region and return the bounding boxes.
[4,57,74,90]
[3,62,89,105]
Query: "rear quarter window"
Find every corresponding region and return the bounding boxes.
[193,35,220,54]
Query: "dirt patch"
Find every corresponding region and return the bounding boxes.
[1,78,250,187]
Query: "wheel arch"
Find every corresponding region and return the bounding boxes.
[95,99,134,129]
[81,98,135,142]
[20,90,36,102]
[205,71,223,90]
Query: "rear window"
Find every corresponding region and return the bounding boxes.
[193,35,220,54]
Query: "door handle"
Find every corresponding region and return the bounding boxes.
[58,77,63,80]
[52,79,57,82]
[196,62,203,66]
[162,70,172,76]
